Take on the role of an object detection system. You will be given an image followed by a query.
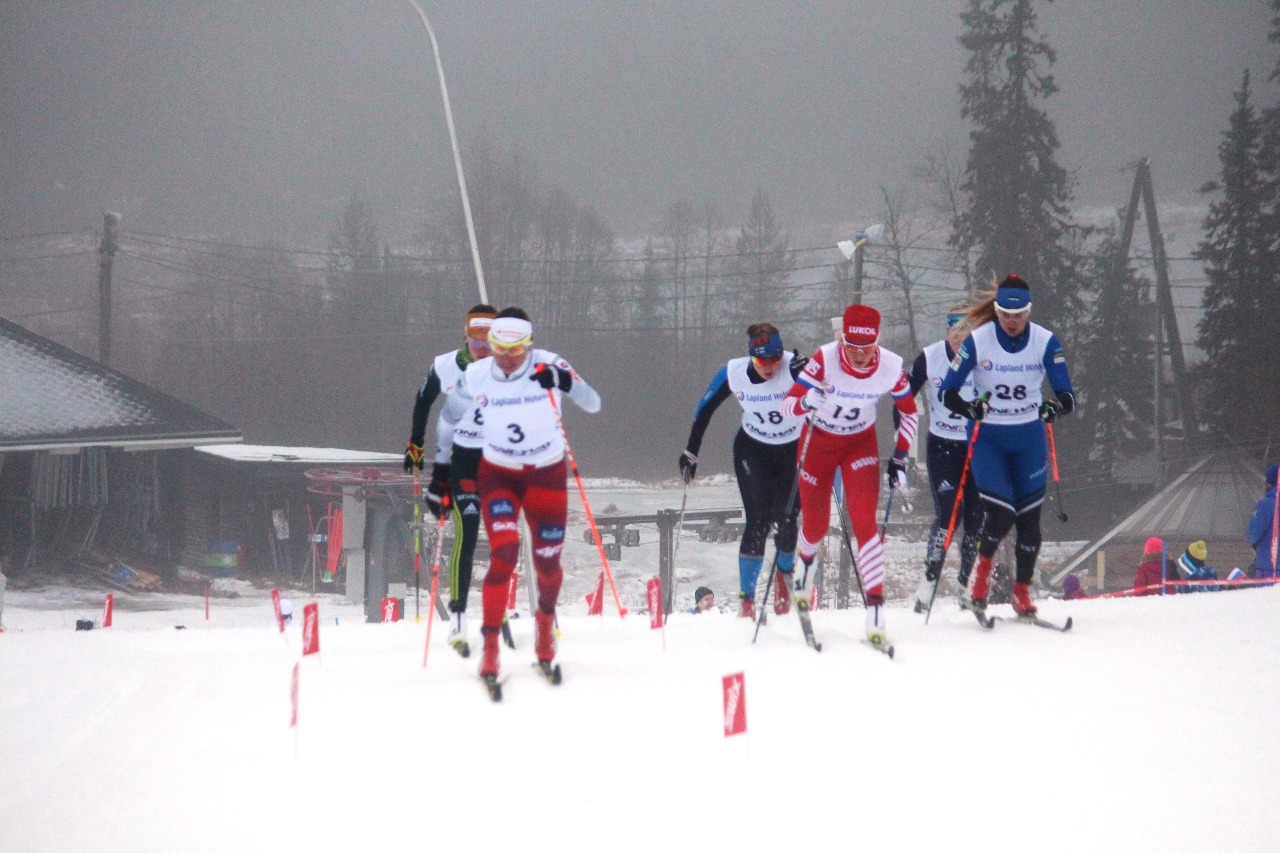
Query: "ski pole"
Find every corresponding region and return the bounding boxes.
[1046,422,1068,522]
[754,418,815,643]
[412,469,422,622]
[925,417,982,624]
[541,375,628,617]
[879,483,897,541]
[668,479,690,609]
[421,495,449,668]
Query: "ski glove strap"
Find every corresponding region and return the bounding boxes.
[404,442,425,472]
[679,450,698,484]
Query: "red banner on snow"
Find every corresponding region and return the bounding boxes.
[647,577,662,629]
[507,573,520,610]
[301,603,320,656]
[102,593,113,628]
[584,571,604,615]
[290,662,299,728]
[271,588,285,632]
[381,597,401,623]
[723,672,747,737]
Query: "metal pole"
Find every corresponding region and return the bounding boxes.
[97,212,120,365]
[405,2,489,304]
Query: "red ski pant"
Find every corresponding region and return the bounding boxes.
[796,425,886,603]
[478,457,568,630]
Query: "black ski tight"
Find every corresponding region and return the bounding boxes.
[733,430,800,558]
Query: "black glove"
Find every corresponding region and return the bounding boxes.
[425,463,450,519]
[790,348,809,375]
[530,363,572,392]
[679,450,698,484]
[886,456,908,490]
[404,441,425,473]
[1039,398,1064,423]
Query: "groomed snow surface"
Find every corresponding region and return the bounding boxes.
[3,477,1278,852]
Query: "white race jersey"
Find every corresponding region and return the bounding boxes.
[802,342,906,436]
[922,341,976,440]
[966,322,1053,425]
[451,348,599,469]
[726,354,804,444]
[432,350,484,452]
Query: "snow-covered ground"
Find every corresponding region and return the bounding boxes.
[3,478,1277,852]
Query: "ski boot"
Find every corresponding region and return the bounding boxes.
[912,575,937,614]
[448,611,470,658]
[964,554,994,614]
[773,570,792,615]
[534,610,557,664]
[738,594,756,620]
[1012,582,1038,617]
[866,602,888,647]
[478,626,501,679]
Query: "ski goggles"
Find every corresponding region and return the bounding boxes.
[751,354,782,370]
[488,337,530,359]
[994,304,1031,317]
[488,317,533,358]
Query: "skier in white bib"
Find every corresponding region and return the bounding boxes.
[440,308,601,683]
[939,274,1076,618]
[404,304,496,655]
[679,322,809,619]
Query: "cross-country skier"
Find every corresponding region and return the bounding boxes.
[439,308,601,683]
[781,304,918,648]
[679,323,809,619]
[908,308,985,612]
[939,274,1076,618]
[404,304,496,655]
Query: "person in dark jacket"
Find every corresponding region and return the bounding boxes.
[1247,463,1278,579]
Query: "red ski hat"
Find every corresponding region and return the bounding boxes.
[842,304,881,346]
[1144,537,1164,555]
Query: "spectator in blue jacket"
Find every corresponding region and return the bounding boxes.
[1247,463,1278,579]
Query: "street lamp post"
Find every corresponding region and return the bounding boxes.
[837,224,885,305]
[406,1,488,304]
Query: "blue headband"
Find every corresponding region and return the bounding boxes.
[995,287,1031,311]
[748,332,783,359]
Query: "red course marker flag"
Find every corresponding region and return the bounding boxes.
[723,672,747,737]
[301,603,320,656]
[647,577,663,629]
[102,593,113,628]
[507,572,520,610]
[584,571,604,616]
[381,597,401,623]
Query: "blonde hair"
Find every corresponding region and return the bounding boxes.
[958,275,1000,332]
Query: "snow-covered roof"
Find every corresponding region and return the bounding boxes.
[0,315,241,452]
[196,444,399,465]
[1050,453,1264,582]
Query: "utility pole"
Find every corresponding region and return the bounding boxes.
[1115,159,1197,474]
[97,212,120,365]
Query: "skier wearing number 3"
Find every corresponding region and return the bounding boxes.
[939,274,1076,619]
[782,304,919,649]
[679,323,809,619]
[440,308,601,686]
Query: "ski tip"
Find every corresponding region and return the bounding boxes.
[814,642,824,652]
[1063,616,1074,631]
[887,645,895,660]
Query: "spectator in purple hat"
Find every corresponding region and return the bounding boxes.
[1061,574,1087,600]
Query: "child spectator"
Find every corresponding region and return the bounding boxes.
[690,586,716,614]
[1176,541,1219,593]
[1133,537,1168,596]
[1061,574,1087,600]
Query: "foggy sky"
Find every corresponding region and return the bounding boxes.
[0,1,1272,245]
